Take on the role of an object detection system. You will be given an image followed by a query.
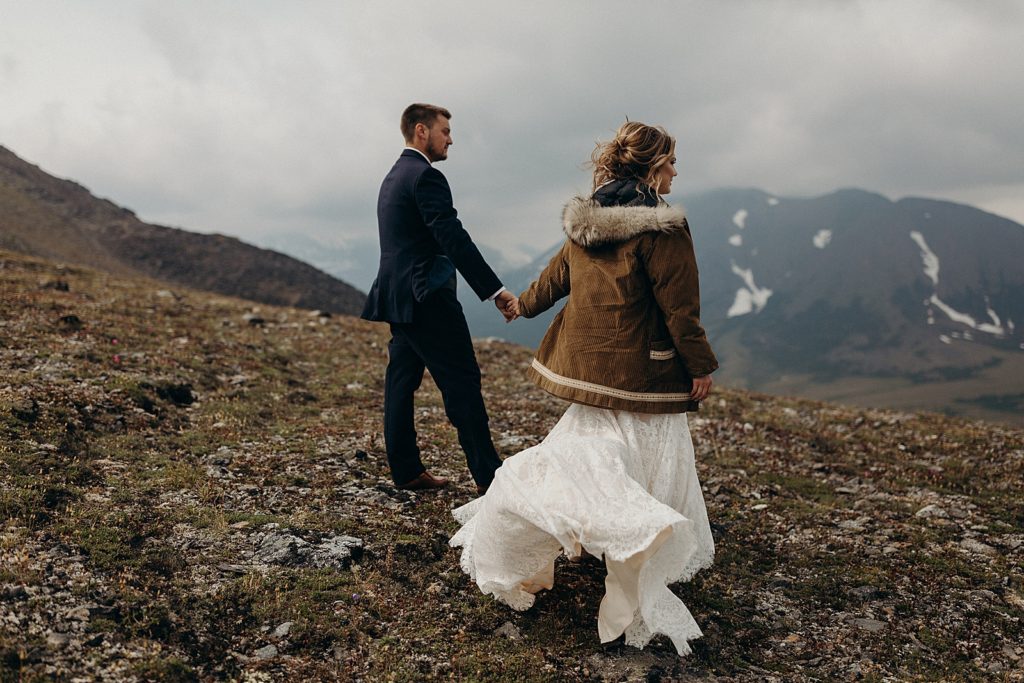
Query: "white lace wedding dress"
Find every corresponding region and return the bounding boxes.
[449,403,715,655]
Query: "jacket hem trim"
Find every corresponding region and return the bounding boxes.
[530,359,692,402]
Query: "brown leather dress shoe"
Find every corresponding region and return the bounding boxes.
[396,471,449,491]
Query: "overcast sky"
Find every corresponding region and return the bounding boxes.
[2,0,1022,261]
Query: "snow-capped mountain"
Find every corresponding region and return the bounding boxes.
[464,188,1024,424]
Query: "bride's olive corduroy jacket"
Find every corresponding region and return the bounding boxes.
[518,180,718,414]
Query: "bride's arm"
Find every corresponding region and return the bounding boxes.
[517,241,570,318]
[642,228,719,379]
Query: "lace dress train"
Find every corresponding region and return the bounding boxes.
[449,403,714,655]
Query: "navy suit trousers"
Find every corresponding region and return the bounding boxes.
[383,287,502,487]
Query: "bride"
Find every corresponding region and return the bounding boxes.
[450,121,718,655]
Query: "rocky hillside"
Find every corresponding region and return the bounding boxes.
[1,249,1022,682]
[0,145,365,315]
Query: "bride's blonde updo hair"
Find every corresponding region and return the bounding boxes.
[590,121,675,193]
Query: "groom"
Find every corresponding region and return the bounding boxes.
[362,103,515,494]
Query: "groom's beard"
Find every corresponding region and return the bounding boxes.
[427,140,448,162]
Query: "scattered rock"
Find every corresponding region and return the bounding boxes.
[287,390,318,404]
[64,605,91,622]
[272,621,294,638]
[253,531,363,569]
[960,538,998,556]
[915,504,949,518]
[497,434,529,449]
[850,618,887,633]
[39,279,69,291]
[1,584,28,600]
[254,532,310,565]
[969,589,998,603]
[45,632,73,648]
[586,652,665,682]
[203,446,236,479]
[10,398,39,423]
[310,535,364,569]
[848,586,880,600]
[203,447,234,466]
[252,644,278,660]
[494,621,521,641]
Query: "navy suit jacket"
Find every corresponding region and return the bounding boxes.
[361,149,502,323]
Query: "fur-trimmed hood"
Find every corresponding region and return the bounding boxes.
[519,193,717,413]
[561,196,688,248]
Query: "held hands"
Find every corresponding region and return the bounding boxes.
[494,290,520,323]
[691,375,713,402]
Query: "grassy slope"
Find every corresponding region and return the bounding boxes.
[1,249,1022,682]
[711,328,1024,429]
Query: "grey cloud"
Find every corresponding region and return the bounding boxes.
[2,0,1022,260]
[1,54,16,84]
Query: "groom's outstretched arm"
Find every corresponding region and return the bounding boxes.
[414,167,502,301]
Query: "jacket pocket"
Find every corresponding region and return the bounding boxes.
[649,339,677,361]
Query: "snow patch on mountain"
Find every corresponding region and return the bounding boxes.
[910,231,1008,339]
[727,261,772,318]
[732,209,748,230]
[766,197,779,206]
[813,230,832,249]
[909,231,940,285]
[729,234,743,246]
[929,296,1007,336]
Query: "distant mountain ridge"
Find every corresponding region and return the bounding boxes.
[0,145,364,315]
[7,141,1020,424]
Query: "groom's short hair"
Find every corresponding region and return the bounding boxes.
[401,103,451,142]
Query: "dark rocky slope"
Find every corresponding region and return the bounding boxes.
[0,145,364,315]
